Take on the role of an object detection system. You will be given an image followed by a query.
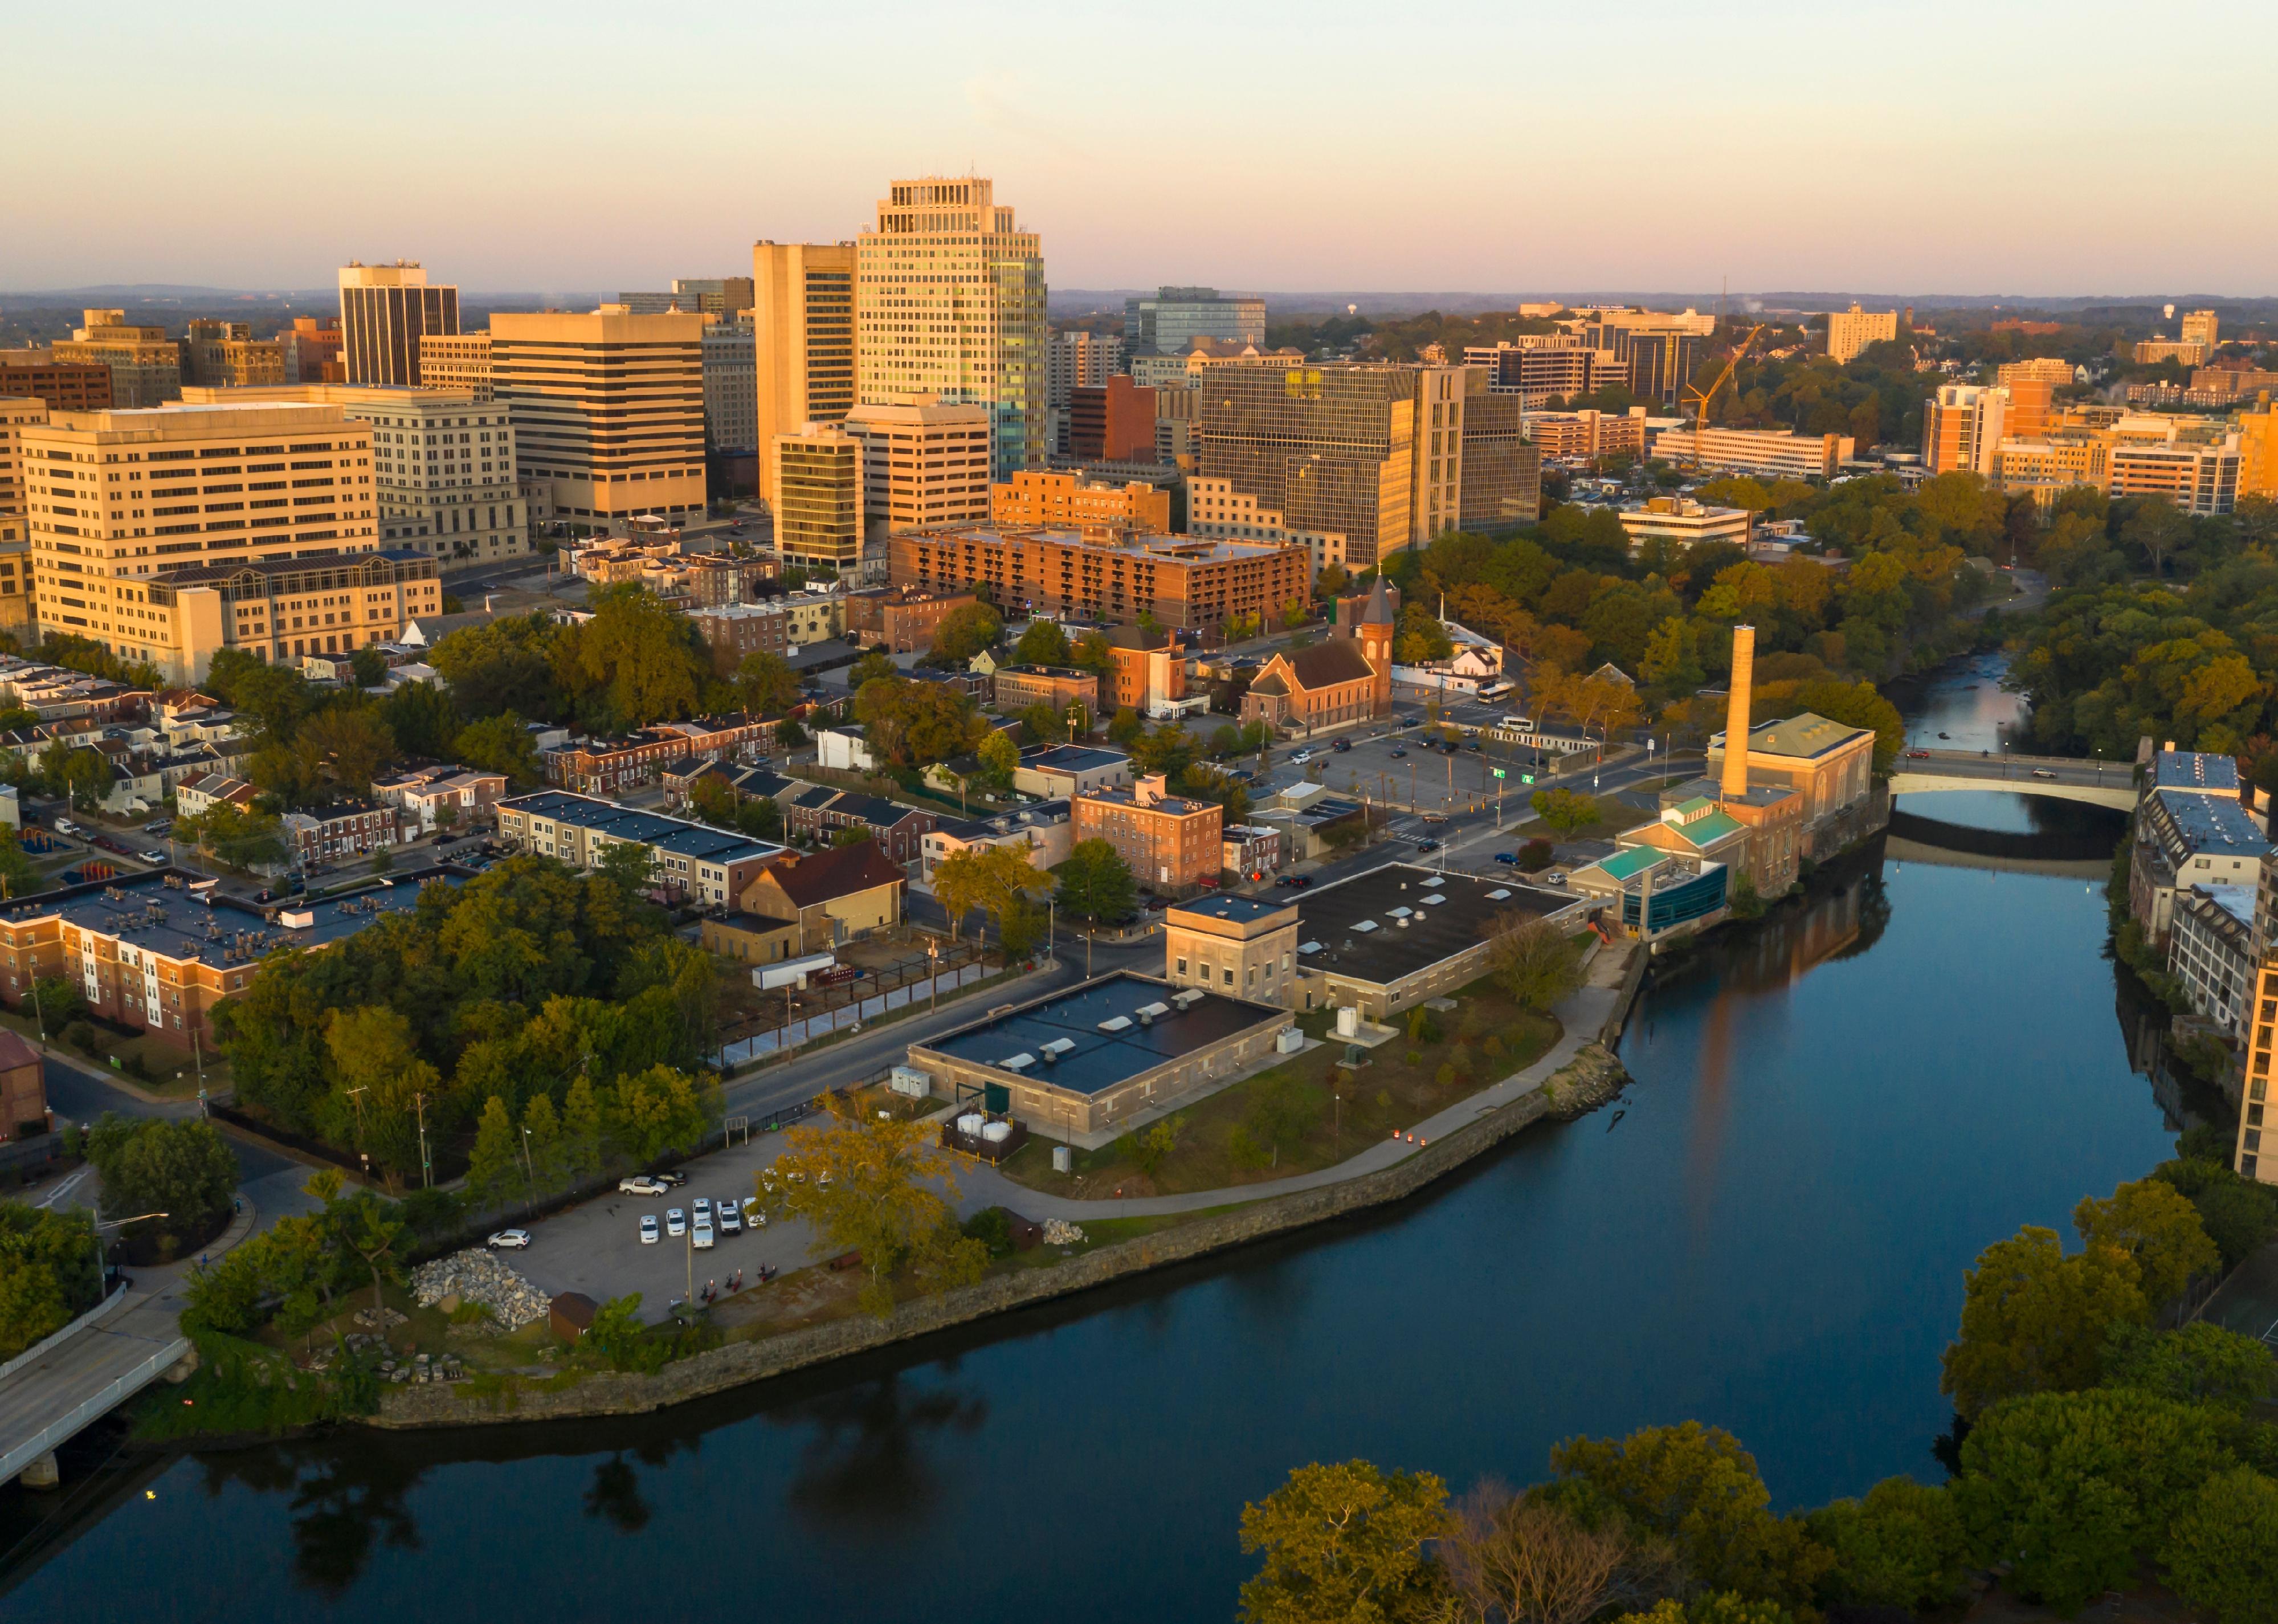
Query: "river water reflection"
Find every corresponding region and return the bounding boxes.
[6,803,2178,1622]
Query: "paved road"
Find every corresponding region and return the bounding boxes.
[1892,747,2133,793]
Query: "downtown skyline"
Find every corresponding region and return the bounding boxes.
[7,0,2276,296]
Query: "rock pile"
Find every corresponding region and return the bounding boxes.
[1042,1218,1085,1246]
[352,1305,406,1331]
[409,1250,550,1328]
[379,1353,467,1385]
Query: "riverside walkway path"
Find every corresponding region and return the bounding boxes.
[960,976,1626,1223]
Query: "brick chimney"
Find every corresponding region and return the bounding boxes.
[1721,624,1756,801]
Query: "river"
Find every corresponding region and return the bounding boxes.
[1,679,2195,1622]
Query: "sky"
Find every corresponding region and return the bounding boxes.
[8,0,2276,301]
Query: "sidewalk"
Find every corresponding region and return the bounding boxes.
[958,978,1623,1222]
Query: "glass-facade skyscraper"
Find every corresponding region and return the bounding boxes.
[1125,287,1267,356]
[855,176,1044,483]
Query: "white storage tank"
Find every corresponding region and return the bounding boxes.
[957,1113,985,1138]
[981,1120,1013,1143]
[1336,1006,1358,1038]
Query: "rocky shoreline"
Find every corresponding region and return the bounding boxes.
[367,1041,1634,1432]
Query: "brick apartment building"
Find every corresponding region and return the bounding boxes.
[844,585,978,654]
[1075,773,1223,893]
[283,801,400,863]
[779,785,938,864]
[889,524,1308,638]
[989,664,1100,715]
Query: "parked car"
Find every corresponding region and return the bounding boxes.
[717,1201,742,1235]
[1289,749,1313,764]
[1390,746,1407,758]
[666,1207,687,1237]
[618,1176,669,1197]
[654,1170,687,1187]
[1273,874,1313,888]
[692,1196,711,1219]
[742,1198,769,1229]
[639,1214,660,1245]
[1332,737,1352,752]
[1546,870,1569,886]
[142,819,172,834]
[1493,852,1520,865]
[1463,740,1481,752]
[486,1229,531,1250]
[1415,838,1442,852]
[1421,813,1450,825]
[138,850,166,864]
[1905,748,1932,759]
[692,1218,715,1250]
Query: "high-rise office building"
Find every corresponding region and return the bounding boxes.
[1124,288,1266,356]
[752,241,857,506]
[338,262,460,386]
[1825,304,1900,365]
[0,357,112,413]
[840,397,991,548]
[418,332,492,401]
[617,278,755,318]
[1047,330,1124,454]
[275,317,345,383]
[2182,309,2220,352]
[0,397,40,629]
[52,311,181,407]
[1069,376,1157,462]
[1195,362,1463,566]
[1921,385,2008,475]
[179,321,285,389]
[856,176,1046,482]
[181,384,525,566]
[1997,357,2075,389]
[703,314,758,452]
[19,401,380,666]
[1579,309,1712,409]
[492,307,707,527]
[771,425,863,572]
[1457,378,1542,533]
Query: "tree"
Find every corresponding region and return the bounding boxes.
[1013,619,1072,666]
[1107,706,1144,746]
[297,704,398,797]
[349,644,390,688]
[0,1201,100,1359]
[1954,1387,2234,1613]
[2162,1468,2278,1624]
[1054,839,1136,924]
[929,602,1003,664]
[1528,788,1602,839]
[606,1064,718,1164]
[1438,1484,1668,1624]
[1238,1460,1451,1624]
[81,1113,239,1238]
[759,1092,985,1317]
[731,650,800,716]
[2100,1321,2276,1411]
[1246,1071,1320,1167]
[554,584,709,727]
[595,840,658,899]
[975,727,1020,789]
[848,648,899,688]
[1071,629,1114,674]
[0,835,36,903]
[466,1095,520,1210]
[522,1093,564,1195]
[59,747,111,811]
[1804,1476,1971,1613]
[561,1072,606,1182]
[379,678,461,759]
[1549,1422,1832,1610]
[855,676,980,769]
[451,711,544,785]
[304,1169,407,1317]
[1488,915,1583,1013]
[2072,1177,2219,1308]
[932,842,1054,947]
[31,976,83,1034]
[179,801,289,872]
[1940,1225,2149,1418]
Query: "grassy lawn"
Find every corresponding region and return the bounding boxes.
[994,974,1560,1202]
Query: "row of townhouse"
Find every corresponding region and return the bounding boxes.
[541,713,779,795]
[778,784,938,864]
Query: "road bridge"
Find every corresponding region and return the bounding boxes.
[1887,748,2135,810]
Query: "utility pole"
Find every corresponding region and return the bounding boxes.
[414,1091,431,1189]
[519,1125,536,1218]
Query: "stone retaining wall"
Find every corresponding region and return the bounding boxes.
[371,1043,1631,1432]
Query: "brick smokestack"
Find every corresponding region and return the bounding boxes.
[1722,624,1756,801]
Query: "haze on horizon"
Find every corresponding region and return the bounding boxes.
[9,0,2272,300]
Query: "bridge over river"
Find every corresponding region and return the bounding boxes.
[1886,746,2135,810]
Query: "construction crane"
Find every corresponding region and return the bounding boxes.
[1682,323,1765,467]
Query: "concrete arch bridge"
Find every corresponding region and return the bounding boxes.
[1887,748,2134,810]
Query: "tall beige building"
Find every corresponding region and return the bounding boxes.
[491,307,707,528]
[19,402,378,664]
[418,332,493,401]
[856,176,1046,482]
[338,262,460,386]
[1997,357,2075,388]
[180,384,525,566]
[752,242,856,505]
[52,311,181,407]
[1921,384,2008,476]
[840,397,991,549]
[771,425,862,572]
[1826,304,1899,365]
[180,321,285,389]
[0,397,43,630]
[2181,309,2220,352]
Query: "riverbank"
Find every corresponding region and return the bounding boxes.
[362,1041,1631,1431]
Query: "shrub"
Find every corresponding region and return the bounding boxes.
[66,1021,96,1055]
[1516,838,1556,872]
[960,1206,1014,1258]
[1405,1049,1424,1067]
[1435,1064,1456,1087]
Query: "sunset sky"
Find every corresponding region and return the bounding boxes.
[10,0,2272,299]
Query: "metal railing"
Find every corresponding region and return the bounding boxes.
[0,1334,190,1484]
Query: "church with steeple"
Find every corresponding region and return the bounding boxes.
[1239,574,1395,732]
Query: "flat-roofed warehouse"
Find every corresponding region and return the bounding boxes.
[905,970,1292,1143]
[1292,862,1593,1019]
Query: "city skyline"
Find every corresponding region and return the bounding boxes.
[7,1,2273,295]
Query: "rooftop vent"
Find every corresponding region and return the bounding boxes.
[1136,1001,1171,1019]
[1039,1037,1076,1058]
[1386,905,1412,919]
[1420,876,1444,887]
[1353,919,1378,933]
[1171,988,1206,1009]
[1000,1052,1036,1071]
[1419,893,1446,906]
[1097,1015,1134,1033]
[1299,941,1324,955]
[1485,888,1512,900]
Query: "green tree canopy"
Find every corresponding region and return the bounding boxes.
[1055,838,1137,923]
[1238,1459,1452,1624]
[1940,1223,2149,1418]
